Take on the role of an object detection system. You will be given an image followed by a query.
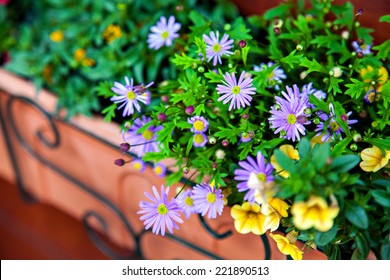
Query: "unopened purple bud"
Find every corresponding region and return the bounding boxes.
[356,51,364,58]
[297,115,308,124]
[211,162,218,169]
[114,159,125,167]
[242,113,249,119]
[185,106,194,115]
[341,114,348,122]
[158,113,167,122]
[357,38,364,46]
[248,131,254,138]
[238,40,247,48]
[183,167,189,174]
[356,8,363,16]
[161,95,169,103]
[222,140,229,147]
[274,27,281,35]
[119,143,130,153]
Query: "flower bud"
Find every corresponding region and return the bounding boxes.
[238,40,247,48]
[209,136,217,144]
[197,66,204,73]
[350,143,358,151]
[356,51,364,58]
[242,113,249,119]
[296,44,303,51]
[114,159,125,167]
[211,162,218,169]
[222,140,229,147]
[157,113,167,122]
[273,27,281,35]
[224,23,231,31]
[353,133,362,142]
[119,143,130,153]
[185,106,194,115]
[183,167,189,174]
[331,66,342,78]
[357,38,364,46]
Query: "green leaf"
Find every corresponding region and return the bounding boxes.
[280,50,303,69]
[372,190,390,207]
[380,15,390,23]
[204,69,223,83]
[345,78,369,99]
[328,77,343,95]
[312,142,330,170]
[352,232,370,260]
[300,57,326,74]
[331,137,352,156]
[381,243,390,260]
[345,201,369,229]
[172,53,201,70]
[364,137,390,150]
[238,142,253,160]
[298,137,311,159]
[165,170,184,186]
[227,17,252,40]
[314,225,338,246]
[330,154,360,173]
[263,3,292,20]
[372,39,390,61]
[101,104,116,122]
[241,45,250,66]
[274,149,296,173]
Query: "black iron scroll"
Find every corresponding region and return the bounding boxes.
[0,92,272,260]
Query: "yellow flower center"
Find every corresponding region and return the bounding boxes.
[103,25,122,43]
[212,43,221,52]
[142,129,153,140]
[206,192,217,204]
[232,86,241,95]
[267,71,275,80]
[74,48,86,62]
[330,121,340,132]
[127,90,136,100]
[184,196,193,207]
[257,173,267,182]
[161,31,169,39]
[193,120,205,131]
[154,166,163,175]
[287,114,296,124]
[157,203,168,215]
[194,134,205,144]
[50,30,64,42]
[134,162,142,170]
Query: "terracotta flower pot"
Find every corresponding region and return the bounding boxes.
[0,69,326,259]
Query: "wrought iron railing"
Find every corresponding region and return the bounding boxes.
[0,92,274,260]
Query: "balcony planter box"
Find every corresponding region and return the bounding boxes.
[0,69,326,259]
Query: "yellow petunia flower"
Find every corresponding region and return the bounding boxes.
[103,24,122,43]
[231,202,266,235]
[270,233,303,260]
[360,65,388,92]
[360,146,390,172]
[270,144,300,178]
[261,198,289,232]
[50,30,64,42]
[291,196,339,232]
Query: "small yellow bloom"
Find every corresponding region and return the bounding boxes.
[103,24,122,43]
[270,145,300,178]
[231,202,266,235]
[291,196,339,232]
[360,146,390,172]
[270,233,303,260]
[74,48,86,62]
[261,198,289,232]
[81,57,95,67]
[50,30,64,42]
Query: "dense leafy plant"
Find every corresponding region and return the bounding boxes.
[100,0,390,260]
[1,0,238,116]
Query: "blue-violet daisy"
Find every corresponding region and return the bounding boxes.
[110,76,151,117]
[138,185,183,236]
[193,133,208,147]
[153,163,166,178]
[254,62,286,90]
[268,84,311,142]
[352,41,372,55]
[203,31,234,66]
[188,116,209,134]
[147,16,181,50]
[216,71,256,111]
[175,189,197,219]
[234,152,274,203]
[192,183,224,219]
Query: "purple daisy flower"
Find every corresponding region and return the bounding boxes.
[124,116,163,157]
[175,189,197,219]
[268,84,311,142]
[315,105,358,141]
[254,62,286,90]
[234,152,274,203]
[193,133,208,147]
[216,71,257,111]
[192,183,224,219]
[364,90,380,103]
[147,16,181,50]
[188,116,209,134]
[240,132,253,143]
[153,163,166,178]
[352,41,372,55]
[132,159,146,172]
[302,82,327,100]
[203,31,234,66]
[137,185,183,236]
[110,77,151,117]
